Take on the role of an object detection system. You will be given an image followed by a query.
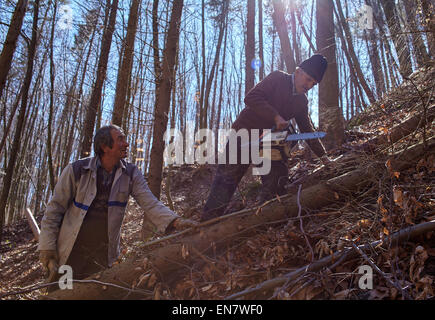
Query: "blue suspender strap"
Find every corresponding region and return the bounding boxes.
[73,199,127,209]
[108,201,128,207]
[73,199,89,211]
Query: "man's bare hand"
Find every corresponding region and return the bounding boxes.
[273,115,289,131]
[172,218,199,230]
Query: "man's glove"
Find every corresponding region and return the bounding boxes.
[172,218,199,230]
[39,250,59,279]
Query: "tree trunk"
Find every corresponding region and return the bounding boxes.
[215,16,228,155]
[245,0,255,94]
[63,17,99,169]
[198,0,207,129]
[402,0,431,67]
[295,9,316,54]
[80,0,119,158]
[289,1,300,65]
[112,0,141,126]
[272,0,296,73]
[152,0,161,87]
[0,0,28,101]
[364,28,384,98]
[419,0,435,58]
[258,0,264,81]
[335,0,376,104]
[202,0,228,129]
[0,0,39,242]
[0,88,22,156]
[147,0,184,199]
[372,2,401,89]
[316,0,344,150]
[380,0,413,77]
[47,1,57,193]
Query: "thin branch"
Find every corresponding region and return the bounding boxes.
[225,220,435,300]
[349,241,412,300]
[0,278,153,299]
[297,184,314,262]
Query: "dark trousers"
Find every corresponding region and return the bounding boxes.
[201,136,288,222]
[46,243,108,293]
[65,239,108,279]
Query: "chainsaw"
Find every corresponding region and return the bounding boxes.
[259,123,326,161]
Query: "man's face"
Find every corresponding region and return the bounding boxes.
[103,129,129,160]
[294,68,318,94]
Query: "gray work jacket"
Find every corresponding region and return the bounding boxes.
[38,156,178,266]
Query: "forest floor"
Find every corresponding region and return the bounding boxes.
[1,64,434,300]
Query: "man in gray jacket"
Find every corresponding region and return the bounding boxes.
[38,125,197,283]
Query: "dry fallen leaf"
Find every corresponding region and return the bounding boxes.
[358,219,371,228]
[289,284,323,300]
[426,248,435,256]
[201,284,213,292]
[415,276,434,300]
[379,127,389,134]
[315,239,330,259]
[137,272,151,287]
[369,287,389,300]
[148,273,157,288]
[334,289,354,300]
[393,187,403,208]
[409,246,428,282]
[181,244,189,259]
[377,195,388,214]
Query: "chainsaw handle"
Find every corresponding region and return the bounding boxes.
[271,122,296,133]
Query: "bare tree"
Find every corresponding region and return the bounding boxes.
[0,0,39,242]
[148,0,184,199]
[81,0,119,157]
[245,0,255,94]
[112,0,141,127]
[380,0,413,77]
[418,0,435,57]
[316,0,344,150]
[272,0,296,73]
[0,0,28,102]
[201,0,228,129]
[258,0,265,80]
[402,0,431,67]
[334,0,376,104]
[47,1,58,193]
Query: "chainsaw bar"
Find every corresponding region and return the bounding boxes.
[261,131,326,143]
[284,131,326,142]
[241,131,326,149]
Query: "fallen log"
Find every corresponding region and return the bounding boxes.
[226,219,435,300]
[287,105,435,193]
[44,136,435,300]
[364,104,435,150]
